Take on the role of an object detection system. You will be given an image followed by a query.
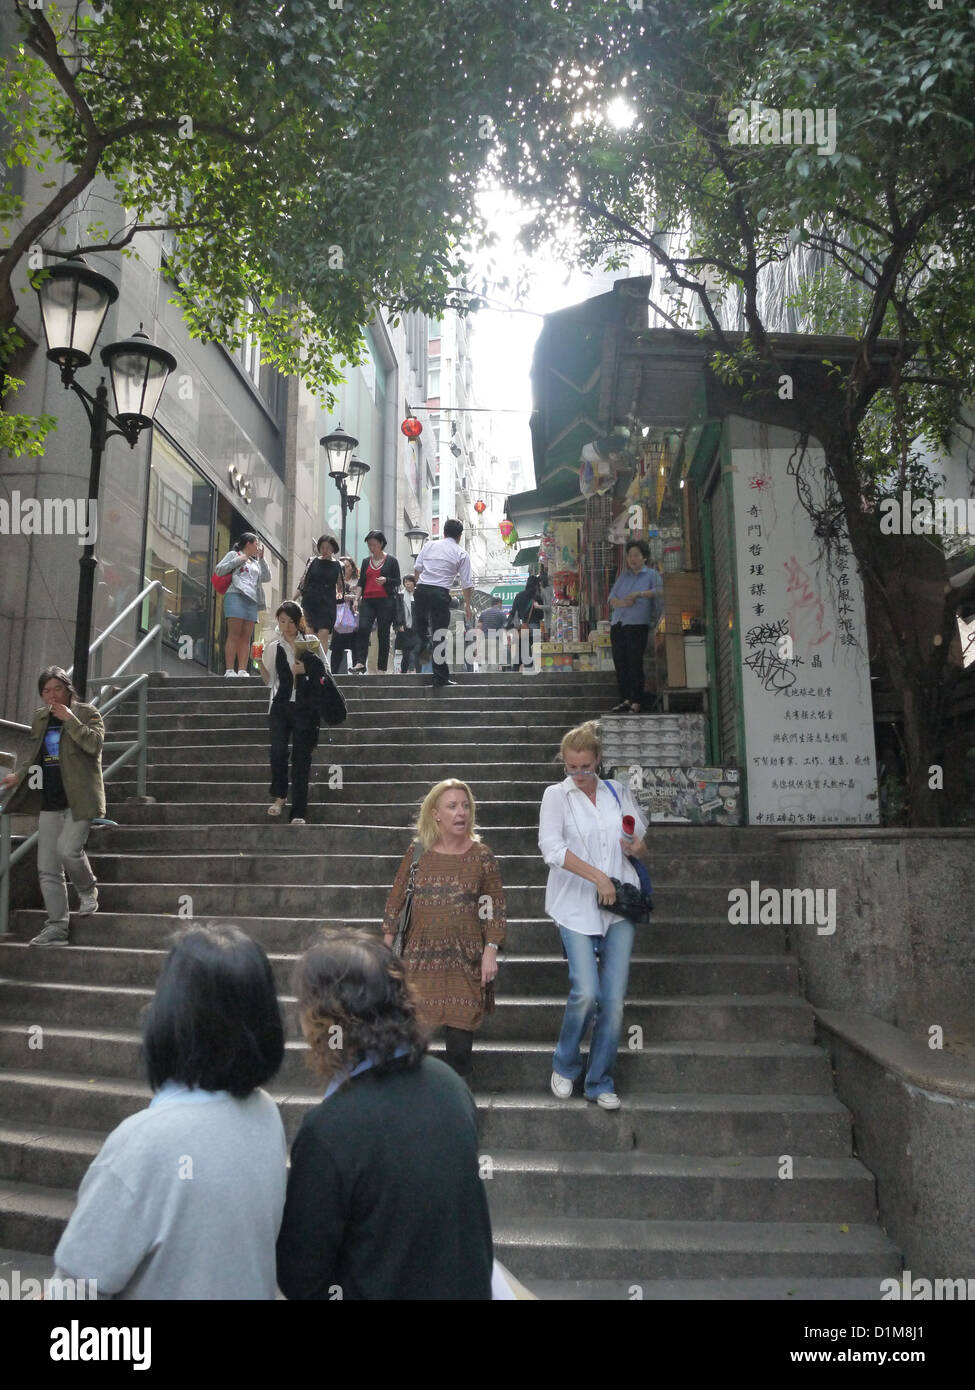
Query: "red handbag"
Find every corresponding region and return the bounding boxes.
[211,570,232,595]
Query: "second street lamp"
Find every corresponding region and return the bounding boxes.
[320,424,365,556]
[31,258,176,699]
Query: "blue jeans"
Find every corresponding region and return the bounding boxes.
[553,919,634,1098]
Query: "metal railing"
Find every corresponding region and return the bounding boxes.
[0,580,165,938]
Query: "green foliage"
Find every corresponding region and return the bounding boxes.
[0,0,577,438]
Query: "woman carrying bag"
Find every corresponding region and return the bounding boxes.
[0,666,105,947]
[354,530,401,674]
[214,532,272,677]
[259,601,329,826]
[538,720,649,1111]
[297,534,342,657]
[330,558,359,676]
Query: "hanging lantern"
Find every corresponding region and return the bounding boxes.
[401,417,422,439]
[474,499,486,515]
[499,519,517,545]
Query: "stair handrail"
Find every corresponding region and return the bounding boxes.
[0,672,153,939]
[65,579,166,701]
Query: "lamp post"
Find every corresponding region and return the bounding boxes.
[320,424,369,556]
[31,258,176,699]
[405,526,429,560]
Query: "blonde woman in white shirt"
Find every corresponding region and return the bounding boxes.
[259,601,328,825]
[538,721,648,1111]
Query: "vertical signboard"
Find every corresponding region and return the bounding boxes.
[728,418,879,825]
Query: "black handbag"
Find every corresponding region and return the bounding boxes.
[297,650,348,725]
[609,877,653,925]
[392,845,423,956]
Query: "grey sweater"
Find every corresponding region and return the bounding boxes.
[54,1087,287,1299]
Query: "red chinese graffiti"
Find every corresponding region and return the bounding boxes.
[784,555,832,649]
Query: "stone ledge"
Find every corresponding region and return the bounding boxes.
[816,1009,975,1100]
[777,828,975,841]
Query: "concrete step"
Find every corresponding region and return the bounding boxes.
[5,881,742,917]
[0,943,803,1002]
[8,912,791,956]
[112,712,589,733]
[0,984,812,1039]
[0,1179,76,1256]
[108,776,562,803]
[0,1072,856,1153]
[104,800,548,828]
[0,1022,825,1106]
[524,1276,892,1300]
[482,1151,878,1222]
[491,1217,900,1280]
[144,671,621,690]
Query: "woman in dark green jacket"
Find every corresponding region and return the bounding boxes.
[0,667,105,946]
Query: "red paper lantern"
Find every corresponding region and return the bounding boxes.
[401,417,422,439]
[474,499,486,515]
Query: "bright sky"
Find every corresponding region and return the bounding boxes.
[469,190,630,488]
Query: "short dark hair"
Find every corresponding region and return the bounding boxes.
[143,926,284,1098]
[403,575,416,587]
[293,928,426,1085]
[443,518,463,541]
[490,596,502,605]
[316,534,339,555]
[364,530,387,549]
[235,532,259,551]
[626,539,651,561]
[37,666,78,701]
[276,600,308,633]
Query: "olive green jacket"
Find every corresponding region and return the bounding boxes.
[2,702,106,821]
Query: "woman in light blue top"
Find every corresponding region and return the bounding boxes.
[608,539,662,713]
[214,531,272,676]
[53,925,287,1299]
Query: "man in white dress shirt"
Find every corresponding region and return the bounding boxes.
[413,518,474,687]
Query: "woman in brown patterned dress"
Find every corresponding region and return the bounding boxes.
[382,778,506,1083]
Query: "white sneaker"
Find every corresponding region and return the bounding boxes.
[595,1092,621,1111]
[236,669,250,677]
[225,669,237,677]
[76,888,99,915]
[30,922,70,946]
[550,1072,573,1100]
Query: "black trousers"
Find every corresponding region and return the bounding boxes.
[443,1026,473,1081]
[414,584,453,683]
[269,701,320,820]
[329,630,356,674]
[355,596,395,670]
[395,629,421,672]
[611,623,650,704]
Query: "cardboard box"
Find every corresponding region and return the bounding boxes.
[665,634,686,687]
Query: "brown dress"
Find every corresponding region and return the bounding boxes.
[382,841,507,1032]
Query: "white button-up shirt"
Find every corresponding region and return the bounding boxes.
[415,537,474,591]
[538,776,648,936]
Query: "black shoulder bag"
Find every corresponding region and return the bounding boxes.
[392,844,424,956]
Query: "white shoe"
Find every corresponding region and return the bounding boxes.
[290,817,306,826]
[236,669,250,677]
[76,888,99,915]
[225,669,237,677]
[29,922,70,946]
[550,1072,573,1100]
[595,1092,621,1111]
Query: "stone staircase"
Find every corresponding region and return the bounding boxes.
[0,670,901,1297]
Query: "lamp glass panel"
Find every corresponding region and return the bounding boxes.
[41,275,112,360]
[111,350,169,423]
[322,430,357,478]
[346,460,369,502]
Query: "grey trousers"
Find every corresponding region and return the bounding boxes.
[37,809,95,926]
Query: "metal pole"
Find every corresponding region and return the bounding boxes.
[339,482,348,557]
[136,681,148,799]
[154,582,165,671]
[73,380,109,701]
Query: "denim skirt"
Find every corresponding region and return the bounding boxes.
[223,589,259,622]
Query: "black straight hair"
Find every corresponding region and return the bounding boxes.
[276,600,308,633]
[235,532,259,551]
[443,518,463,541]
[316,534,339,554]
[143,925,284,1098]
[364,529,387,549]
[626,538,651,561]
[37,666,79,701]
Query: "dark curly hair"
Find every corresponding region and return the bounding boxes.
[293,928,427,1085]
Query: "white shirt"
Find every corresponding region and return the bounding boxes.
[538,776,648,936]
[402,589,415,626]
[415,537,474,591]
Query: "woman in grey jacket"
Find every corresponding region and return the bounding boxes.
[214,531,272,677]
[0,666,105,946]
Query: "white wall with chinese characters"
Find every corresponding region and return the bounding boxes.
[727,417,879,826]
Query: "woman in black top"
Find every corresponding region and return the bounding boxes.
[298,534,342,657]
[354,530,401,674]
[276,928,493,1300]
[259,602,328,825]
[507,575,544,671]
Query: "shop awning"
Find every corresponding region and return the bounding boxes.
[513,545,540,567]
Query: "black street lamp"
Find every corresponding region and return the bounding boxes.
[320,424,369,555]
[405,526,429,559]
[32,258,176,699]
